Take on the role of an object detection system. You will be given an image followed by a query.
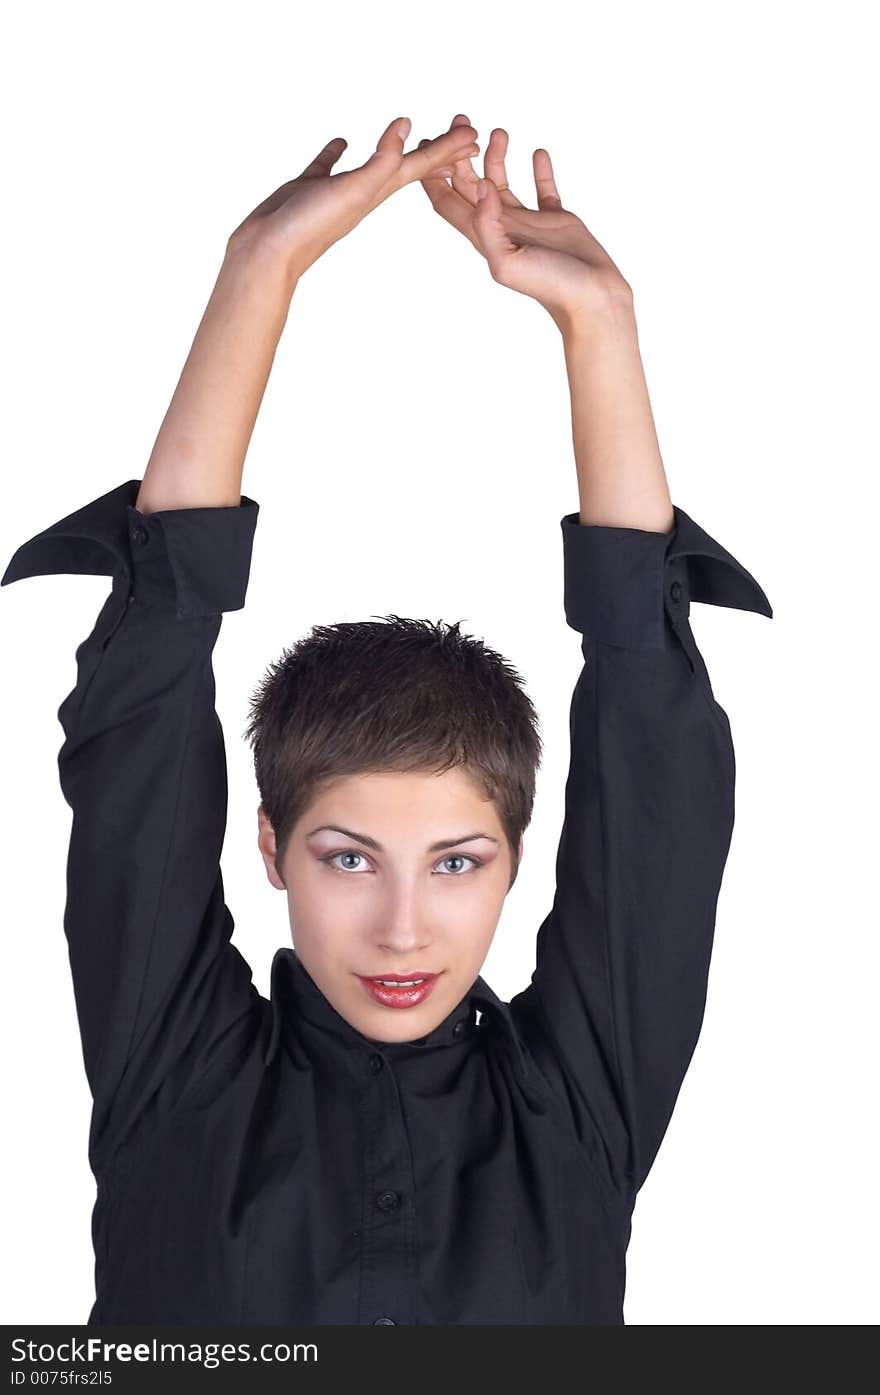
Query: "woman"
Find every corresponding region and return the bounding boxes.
[2,115,772,1324]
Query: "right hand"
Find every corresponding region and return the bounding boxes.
[416,114,633,335]
[228,116,480,282]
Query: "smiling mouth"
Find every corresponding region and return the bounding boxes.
[360,972,441,984]
[357,973,442,1009]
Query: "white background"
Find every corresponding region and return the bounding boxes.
[2,0,877,1327]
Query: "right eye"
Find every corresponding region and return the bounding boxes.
[321,850,373,874]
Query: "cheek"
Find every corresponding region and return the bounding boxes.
[444,889,502,957]
[287,869,371,958]
[285,868,332,941]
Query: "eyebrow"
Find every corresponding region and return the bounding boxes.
[305,824,500,854]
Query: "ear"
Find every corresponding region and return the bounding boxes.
[257,805,287,891]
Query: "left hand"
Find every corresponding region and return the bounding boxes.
[417,115,634,335]
[228,116,479,284]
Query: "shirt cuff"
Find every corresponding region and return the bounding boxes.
[561,504,773,649]
[1,479,260,617]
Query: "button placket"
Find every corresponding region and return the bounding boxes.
[357,1050,416,1325]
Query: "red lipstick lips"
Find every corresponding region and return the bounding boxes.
[358,972,440,1009]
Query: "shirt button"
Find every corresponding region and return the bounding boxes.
[670,580,683,603]
[373,1317,396,1325]
[452,1019,466,1038]
[376,1189,401,1211]
[368,1054,384,1074]
[130,525,149,547]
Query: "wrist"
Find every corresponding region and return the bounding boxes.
[223,229,301,300]
[554,286,637,347]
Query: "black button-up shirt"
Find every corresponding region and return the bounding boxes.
[1,480,772,1325]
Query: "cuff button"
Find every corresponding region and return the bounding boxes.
[670,580,683,603]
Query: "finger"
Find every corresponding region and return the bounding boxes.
[434,121,526,213]
[364,116,478,196]
[400,124,480,182]
[375,114,413,156]
[416,155,484,250]
[298,136,348,180]
[442,114,484,204]
[533,148,563,211]
[481,128,526,209]
[472,176,519,272]
[426,114,494,208]
[360,116,417,182]
[416,138,454,179]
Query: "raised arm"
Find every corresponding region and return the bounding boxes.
[0,191,299,1178]
[510,504,771,1201]
[1,119,482,1178]
[517,297,772,1199]
[0,120,485,1178]
[418,120,773,1199]
[0,220,287,1177]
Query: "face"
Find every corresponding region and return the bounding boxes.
[257,769,523,1045]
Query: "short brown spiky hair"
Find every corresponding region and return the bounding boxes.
[242,615,543,892]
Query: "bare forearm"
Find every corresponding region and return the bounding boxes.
[134,238,298,516]
[561,301,674,534]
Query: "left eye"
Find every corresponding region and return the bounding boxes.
[322,852,480,875]
[436,854,481,875]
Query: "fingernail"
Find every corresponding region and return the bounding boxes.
[398,118,411,140]
[477,179,488,200]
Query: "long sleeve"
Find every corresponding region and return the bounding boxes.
[508,504,773,1203]
[1,479,261,1177]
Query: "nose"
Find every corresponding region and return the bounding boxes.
[372,885,431,956]
[375,926,432,956]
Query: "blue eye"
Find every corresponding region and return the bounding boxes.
[320,851,482,875]
[323,851,371,873]
[436,854,481,875]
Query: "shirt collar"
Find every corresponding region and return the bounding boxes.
[264,947,530,1077]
